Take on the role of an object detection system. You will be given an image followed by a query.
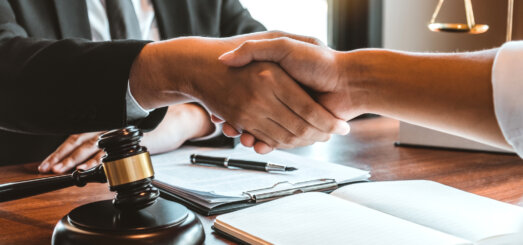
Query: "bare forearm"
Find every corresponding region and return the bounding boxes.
[142,104,213,154]
[341,48,510,150]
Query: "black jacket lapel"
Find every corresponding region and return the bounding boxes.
[152,0,193,39]
[53,0,91,39]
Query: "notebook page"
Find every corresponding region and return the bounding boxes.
[331,180,523,243]
[152,145,369,197]
[215,192,470,245]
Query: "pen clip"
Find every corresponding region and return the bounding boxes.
[243,178,338,203]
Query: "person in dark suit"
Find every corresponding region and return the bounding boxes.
[0,0,349,171]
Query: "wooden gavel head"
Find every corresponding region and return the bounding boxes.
[98,126,159,210]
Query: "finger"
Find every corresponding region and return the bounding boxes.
[219,38,293,67]
[240,133,256,147]
[77,151,104,171]
[211,114,224,123]
[250,129,282,153]
[274,76,350,136]
[222,123,241,137]
[250,30,324,46]
[254,69,346,142]
[249,116,304,149]
[39,132,100,173]
[52,138,100,174]
[253,141,274,154]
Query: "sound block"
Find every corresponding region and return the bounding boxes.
[52,198,205,245]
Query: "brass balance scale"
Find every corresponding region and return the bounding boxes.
[428,0,515,41]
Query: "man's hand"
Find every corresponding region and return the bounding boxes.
[38,132,104,174]
[38,103,215,174]
[217,37,368,150]
[218,36,512,152]
[129,31,350,154]
[219,37,367,121]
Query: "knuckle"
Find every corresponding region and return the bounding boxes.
[69,134,81,142]
[294,125,311,138]
[300,106,317,122]
[269,30,285,38]
[240,40,255,50]
[256,68,276,82]
[308,36,322,45]
[88,136,99,146]
[47,156,58,164]
[275,37,292,46]
[283,135,298,146]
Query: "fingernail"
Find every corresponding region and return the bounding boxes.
[335,121,351,135]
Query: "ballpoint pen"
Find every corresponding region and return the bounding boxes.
[190,154,298,172]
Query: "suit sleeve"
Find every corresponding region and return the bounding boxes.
[0,0,166,135]
[219,0,266,37]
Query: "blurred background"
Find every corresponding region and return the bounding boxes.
[240,0,523,51]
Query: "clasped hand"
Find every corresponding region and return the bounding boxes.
[39,31,354,173]
[215,33,364,153]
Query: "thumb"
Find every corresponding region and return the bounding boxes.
[219,38,292,67]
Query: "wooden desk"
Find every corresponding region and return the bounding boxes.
[1,117,522,244]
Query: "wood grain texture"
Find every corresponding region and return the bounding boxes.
[1,117,522,245]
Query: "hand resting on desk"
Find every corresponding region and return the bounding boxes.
[38,104,215,174]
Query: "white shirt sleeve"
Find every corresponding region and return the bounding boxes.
[189,104,224,142]
[126,82,153,121]
[492,41,523,158]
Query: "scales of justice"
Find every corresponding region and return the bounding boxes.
[0,126,204,245]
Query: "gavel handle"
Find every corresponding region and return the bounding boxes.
[0,165,106,202]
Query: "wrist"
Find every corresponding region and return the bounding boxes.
[335,50,371,115]
[129,40,197,110]
[186,104,215,139]
[336,49,392,115]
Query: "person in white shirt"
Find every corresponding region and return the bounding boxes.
[218,36,523,158]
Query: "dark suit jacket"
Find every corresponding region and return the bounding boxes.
[0,0,264,165]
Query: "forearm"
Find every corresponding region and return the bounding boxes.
[129,32,319,110]
[341,48,510,150]
[142,104,213,154]
[129,37,247,110]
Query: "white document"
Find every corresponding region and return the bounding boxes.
[152,145,369,197]
[215,180,523,245]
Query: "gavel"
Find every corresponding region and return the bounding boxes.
[0,126,204,245]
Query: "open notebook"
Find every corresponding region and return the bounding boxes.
[214,180,523,245]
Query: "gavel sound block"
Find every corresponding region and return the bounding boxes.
[0,126,204,245]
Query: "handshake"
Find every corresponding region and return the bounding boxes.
[131,31,362,154]
[40,30,507,173]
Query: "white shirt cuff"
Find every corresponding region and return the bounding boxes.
[189,103,223,142]
[492,41,523,158]
[126,81,153,121]
[190,122,223,142]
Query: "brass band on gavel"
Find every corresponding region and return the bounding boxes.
[102,152,154,187]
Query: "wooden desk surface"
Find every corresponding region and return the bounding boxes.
[1,117,522,244]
